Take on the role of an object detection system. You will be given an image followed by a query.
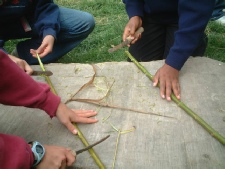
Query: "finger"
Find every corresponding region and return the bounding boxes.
[24,63,33,75]
[130,37,137,45]
[165,81,172,101]
[16,60,25,70]
[64,121,78,135]
[59,160,67,169]
[130,33,141,44]
[76,112,98,118]
[153,73,159,87]
[71,109,98,117]
[71,115,98,124]
[38,46,52,58]
[129,26,136,36]
[30,49,36,57]
[63,115,98,134]
[25,66,33,75]
[36,44,48,58]
[159,79,166,99]
[65,150,76,166]
[123,26,131,41]
[172,81,181,100]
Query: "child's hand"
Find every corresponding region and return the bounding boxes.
[153,63,180,101]
[8,54,33,75]
[56,103,98,135]
[30,35,55,58]
[36,145,75,169]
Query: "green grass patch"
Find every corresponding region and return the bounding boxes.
[4,0,225,63]
[205,21,225,62]
[56,0,128,63]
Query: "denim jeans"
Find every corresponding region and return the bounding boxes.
[211,0,225,20]
[7,7,95,64]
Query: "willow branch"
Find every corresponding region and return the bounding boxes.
[125,50,225,145]
[36,54,106,168]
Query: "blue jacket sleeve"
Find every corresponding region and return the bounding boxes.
[166,0,214,70]
[123,0,144,19]
[33,0,60,40]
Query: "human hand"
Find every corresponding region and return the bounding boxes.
[30,35,55,58]
[153,64,180,101]
[36,145,75,169]
[8,54,33,75]
[56,103,98,135]
[123,16,143,45]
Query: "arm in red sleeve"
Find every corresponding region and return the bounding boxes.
[0,50,60,118]
[0,134,34,169]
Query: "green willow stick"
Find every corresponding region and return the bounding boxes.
[125,51,225,145]
[36,54,106,168]
[36,54,57,94]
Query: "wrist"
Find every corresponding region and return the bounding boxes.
[29,141,45,167]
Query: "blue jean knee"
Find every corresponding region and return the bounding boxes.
[17,7,95,64]
[58,7,95,41]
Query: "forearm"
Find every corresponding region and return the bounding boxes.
[0,134,33,169]
[0,50,60,117]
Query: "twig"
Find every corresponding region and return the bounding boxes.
[109,124,136,169]
[112,129,121,169]
[36,55,106,168]
[76,135,110,155]
[74,99,174,118]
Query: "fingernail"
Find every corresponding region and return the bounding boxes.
[153,82,156,86]
[167,97,171,101]
[162,95,165,99]
[72,129,78,135]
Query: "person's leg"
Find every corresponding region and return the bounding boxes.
[17,7,95,64]
[129,16,166,62]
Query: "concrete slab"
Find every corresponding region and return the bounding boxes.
[0,57,225,169]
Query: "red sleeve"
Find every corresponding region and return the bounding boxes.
[0,134,34,169]
[0,50,60,118]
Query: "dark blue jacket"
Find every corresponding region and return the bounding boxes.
[123,0,215,70]
[0,0,60,51]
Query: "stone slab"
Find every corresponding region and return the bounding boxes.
[0,57,225,169]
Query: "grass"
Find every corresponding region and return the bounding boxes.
[205,21,225,62]
[56,0,128,63]
[4,0,225,63]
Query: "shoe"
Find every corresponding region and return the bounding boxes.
[11,48,19,57]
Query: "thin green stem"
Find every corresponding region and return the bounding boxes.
[112,130,121,169]
[36,56,106,168]
[125,50,225,145]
